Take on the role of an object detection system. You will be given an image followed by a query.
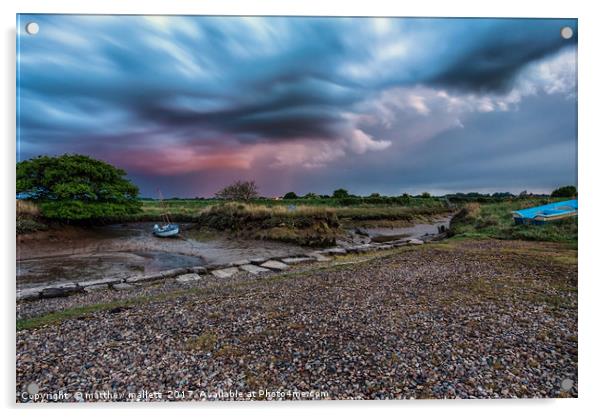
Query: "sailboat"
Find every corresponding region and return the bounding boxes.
[153,188,180,237]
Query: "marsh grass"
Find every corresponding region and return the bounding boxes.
[450,199,577,244]
[16,200,47,234]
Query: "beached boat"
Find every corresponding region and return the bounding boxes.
[153,223,180,237]
[512,199,577,225]
[152,188,180,237]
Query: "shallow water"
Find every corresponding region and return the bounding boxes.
[343,216,452,245]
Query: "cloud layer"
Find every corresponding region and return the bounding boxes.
[17,15,577,196]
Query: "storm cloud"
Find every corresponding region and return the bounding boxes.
[17,15,577,196]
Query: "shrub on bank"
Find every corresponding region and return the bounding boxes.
[197,203,340,247]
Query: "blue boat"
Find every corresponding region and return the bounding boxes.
[153,223,180,237]
[152,188,180,238]
[512,199,578,225]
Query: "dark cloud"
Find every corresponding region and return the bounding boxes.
[17,15,578,196]
[426,19,577,91]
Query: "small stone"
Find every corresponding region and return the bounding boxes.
[176,273,202,283]
[211,267,240,278]
[239,264,271,275]
[260,260,290,271]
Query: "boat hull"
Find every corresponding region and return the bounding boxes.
[512,199,577,225]
[153,224,180,237]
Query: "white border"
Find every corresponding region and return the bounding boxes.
[2,1,600,416]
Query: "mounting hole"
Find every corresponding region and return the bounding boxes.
[25,22,39,35]
[560,26,573,40]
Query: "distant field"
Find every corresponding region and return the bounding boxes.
[137,197,451,225]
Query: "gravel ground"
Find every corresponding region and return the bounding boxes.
[16,239,577,401]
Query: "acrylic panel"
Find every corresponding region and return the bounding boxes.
[16,15,578,402]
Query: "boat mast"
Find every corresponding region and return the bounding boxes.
[157,188,172,225]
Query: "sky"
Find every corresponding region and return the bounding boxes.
[17,15,578,197]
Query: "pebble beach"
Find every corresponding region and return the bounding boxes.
[16,239,578,401]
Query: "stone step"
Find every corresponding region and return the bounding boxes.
[176,273,203,283]
[280,257,315,265]
[239,264,271,275]
[211,267,240,278]
[260,260,289,271]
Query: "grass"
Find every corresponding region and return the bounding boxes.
[449,198,577,245]
[135,197,450,223]
[16,299,135,331]
[186,331,218,352]
[16,200,47,234]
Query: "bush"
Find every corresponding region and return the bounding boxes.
[551,185,577,198]
[16,154,141,222]
[333,188,349,198]
[215,180,259,201]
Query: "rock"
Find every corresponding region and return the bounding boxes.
[176,273,202,284]
[160,268,189,278]
[16,287,42,301]
[377,244,393,250]
[307,252,332,262]
[78,277,123,287]
[391,241,409,248]
[40,288,68,298]
[260,260,290,271]
[40,283,80,298]
[408,239,424,245]
[83,284,109,293]
[355,227,370,237]
[322,248,347,255]
[211,267,240,278]
[232,259,250,266]
[126,273,164,284]
[239,264,271,275]
[347,245,372,254]
[249,257,269,265]
[280,257,315,265]
[189,266,207,274]
[113,283,134,291]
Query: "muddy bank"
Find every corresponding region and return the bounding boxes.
[340,215,452,246]
[17,223,308,289]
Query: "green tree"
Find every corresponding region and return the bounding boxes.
[421,192,431,198]
[215,180,259,201]
[304,192,318,199]
[551,185,577,198]
[333,188,349,198]
[283,192,298,199]
[16,154,141,221]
